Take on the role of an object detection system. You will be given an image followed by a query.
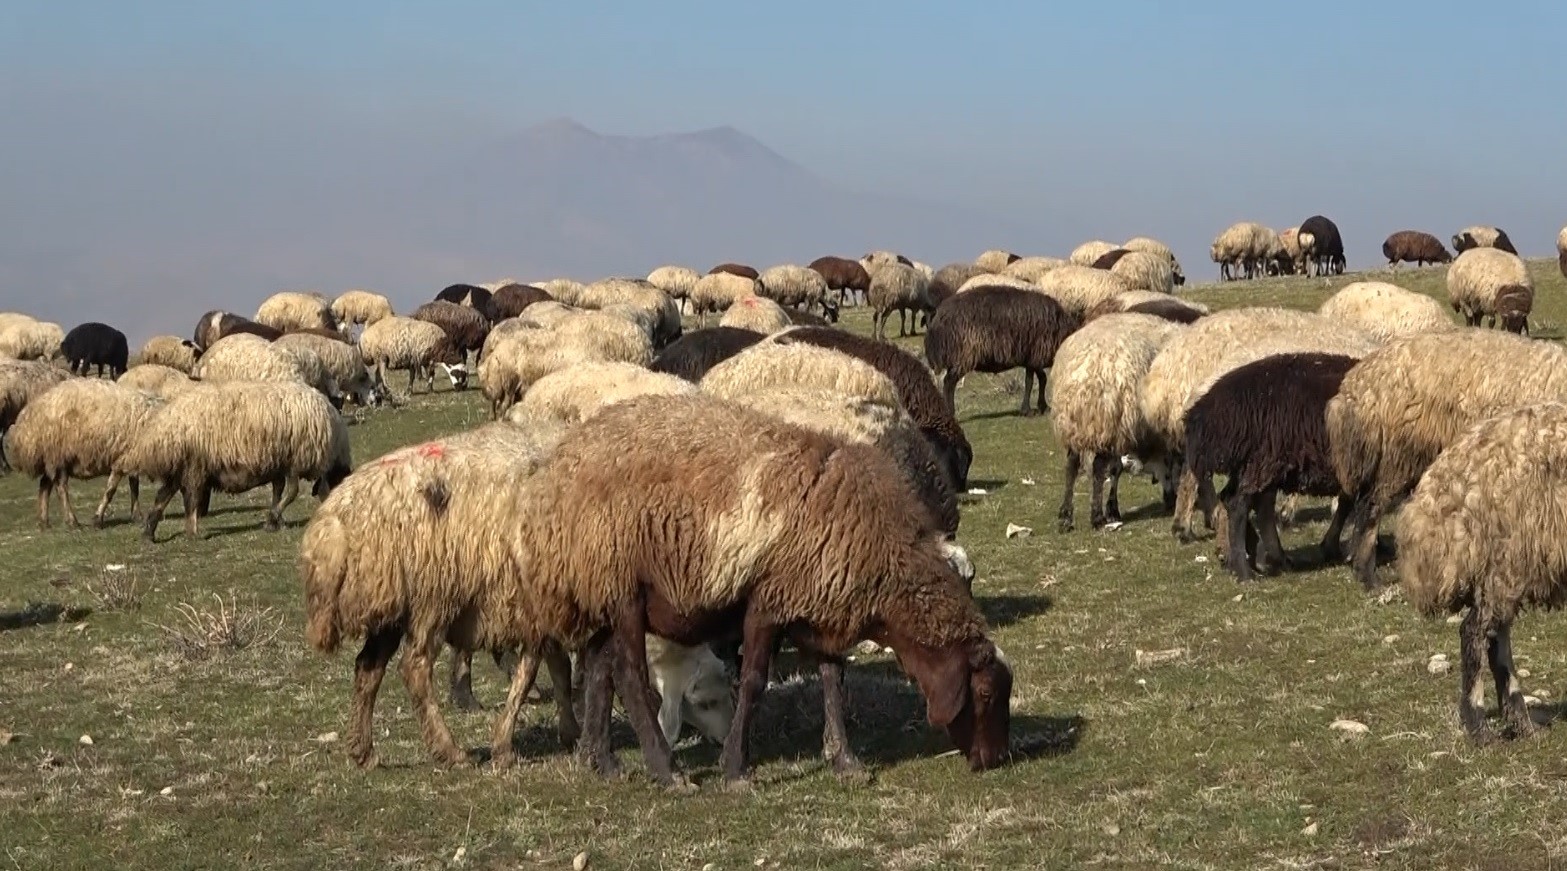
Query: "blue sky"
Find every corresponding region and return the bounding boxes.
[1,1,1563,337]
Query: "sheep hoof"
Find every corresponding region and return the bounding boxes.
[1507,715,1545,740]
[1057,517,1074,534]
[720,775,754,794]
[91,515,106,530]
[449,689,484,712]
[432,746,468,767]
[349,748,380,770]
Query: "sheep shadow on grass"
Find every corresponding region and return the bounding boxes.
[0,602,92,632]
[977,593,1052,629]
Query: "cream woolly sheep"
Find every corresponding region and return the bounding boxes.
[1050,312,1183,532]
[1451,225,1518,256]
[957,273,1037,293]
[1107,250,1176,295]
[255,291,340,334]
[700,341,902,409]
[1036,264,1135,317]
[533,278,586,306]
[1209,222,1276,281]
[866,261,931,341]
[974,249,1020,272]
[1318,281,1455,342]
[516,300,582,330]
[117,380,352,541]
[718,294,793,334]
[134,335,200,373]
[1122,237,1186,286]
[1326,329,1567,590]
[1085,290,1209,324]
[7,379,164,528]
[689,271,759,328]
[0,312,36,333]
[0,359,70,472]
[1001,256,1069,283]
[1396,402,1567,742]
[859,250,911,272]
[757,264,836,320]
[647,265,701,312]
[573,278,681,349]
[1274,227,1303,275]
[1069,240,1119,267]
[0,319,64,361]
[1559,225,1567,280]
[118,364,196,399]
[358,316,468,394]
[193,334,343,407]
[478,311,652,418]
[509,360,696,427]
[1447,247,1534,334]
[331,290,394,328]
[273,332,379,407]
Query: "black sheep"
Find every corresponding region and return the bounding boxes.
[1183,352,1360,582]
[649,326,765,382]
[1298,215,1346,277]
[435,283,493,312]
[486,283,552,321]
[923,286,1081,417]
[61,322,129,378]
[1382,230,1452,268]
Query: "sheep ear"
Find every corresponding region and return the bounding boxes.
[903,643,969,728]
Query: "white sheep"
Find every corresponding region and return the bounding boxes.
[193,334,343,406]
[865,261,931,341]
[1107,250,1176,294]
[532,278,586,306]
[689,271,758,328]
[133,335,201,373]
[1447,247,1534,334]
[973,250,1019,272]
[757,264,835,319]
[509,360,696,427]
[1318,281,1455,342]
[1122,236,1185,285]
[1036,264,1135,317]
[1001,256,1068,283]
[255,291,339,334]
[331,290,395,328]
[273,331,379,406]
[647,265,701,313]
[358,316,468,394]
[719,294,794,334]
[0,319,64,361]
[118,364,197,399]
[1069,240,1119,266]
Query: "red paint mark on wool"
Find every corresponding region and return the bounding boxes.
[369,440,446,468]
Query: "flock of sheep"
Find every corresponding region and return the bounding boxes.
[4,217,1567,789]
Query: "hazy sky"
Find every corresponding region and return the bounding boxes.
[3,1,1563,341]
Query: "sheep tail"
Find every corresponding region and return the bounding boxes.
[300,514,348,653]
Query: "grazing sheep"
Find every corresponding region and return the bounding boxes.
[117,380,352,541]
[331,290,394,328]
[864,262,932,341]
[769,325,975,491]
[1036,265,1136,317]
[525,394,1013,783]
[574,278,682,349]
[413,300,492,360]
[689,271,759,328]
[0,318,65,361]
[511,361,697,427]
[1085,291,1208,324]
[646,266,701,312]
[1396,401,1567,742]
[435,283,493,312]
[274,332,379,407]
[701,342,901,409]
[486,284,552,321]
[1122,237,1185,286]
[757,264,837,321]
[974,249,1021,272]
[193,310,282,350]
[478,311,652,418]
[924,285,1080,416]
[1105,250,1176,294]
[118,364,196,399]
[782,307,831,327]
[1451,226,1518,256]
[648,326,765,383]
[516,300,582,330]
[808,256,873,308]
[1381,230,1452,268]
[1318,281,1455,341]
[1209,222,1277,281]
[1050,313,1183,531]
[194,334,343,407]
[1069,240,1119,267]
[533,279,585,306]
[719,294,793,334]
[1184,353,1360,581]
[1326,329,1567,590]
[921,262,987,329]
[957,274,1036,294]
[1298,215,1346,276]
[1272,227,1303,276]
[60,322,129,378]
[708,262,760,280]
[859,250,913,271]
[0,312,36,333]
[1447,247,1534,334]
[1000,257,1068,283]
[133,335,200,373]
[0,360,72,472]
[256,291,340,334]
[358,316,468,394]
[7,379,164,528]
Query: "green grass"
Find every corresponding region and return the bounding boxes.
[5,260,1567,870]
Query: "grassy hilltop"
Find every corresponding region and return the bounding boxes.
[4,260,1567,870]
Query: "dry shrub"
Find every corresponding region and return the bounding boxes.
[150,593,283,660]
[85,566,143,612]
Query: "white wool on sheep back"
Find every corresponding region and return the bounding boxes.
[1001,257,1068,282]
[134,335,200,373]
[757,264,831,313]
[957,274,1039,294]
[1051,313,1183,462]
[719,294,793,334]
[1447,247,1534,331]
[1108,251,1176,295]
[331,290,395,327]
[195,334,340,402]
[274,332,377,406]
[689,272,758,326]
[1069,241,1118,267]
[647,265,701,301]
[516,301,582,330]
[1318,282,1455,342]
[1036,265,1135,316]
[358,316,462,394]
[118,364,197,399]
[701,341,903,409]
[478,310,653,418]
[0,319,64,361]
[533,278,586,306]
[973,250,1018,272]
[1122,236,1183,278]
[512,360,696,427]
[255,291,339,334]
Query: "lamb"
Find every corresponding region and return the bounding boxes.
[1050,313,1183,532]
[1381,230,1452,268]
[413,300,492,360]
[116,380,352,540]
[1000,257,1068,283]
[118,364,196,399]
[708,262,760,280]
[1447,247,1534,334]
[757,264,837,321]
[689,271,759,327]
[1209,222,1276,281]
[510,361,697,427]
[1069,240,1119,266]
[718,294,793,334]
[521,394,1013,784]
[768,325,975,490]
[1297,215,1346,276]
[646,266,701,312]
[1395,401,1567,742]
[573,278,682,349]
[808,256,872,308]
[1035,264,1136,317]
[974,249,1021,272]
[1085,290,1208,324]
[1105,250,1176,295]
[485,284,552,321]
[61,322,130,378]
[193,310,282,350]
[477,311,652,418]
[1183,353,1361,581]
[866,261,932,341]
[1122,236,1186,286]
[648,326,765,383]
[1318,281,1455,341]
[132,335,200,373]
[358,316,468,394]
[273,332,379,407]
[194,334,343,407]
[0,318,65,361]
[1451,226,1518,256]
[1326,329,1567,590]
[331,290,394,328]
[532,279,585,306]
[924,285,1081,417]
[7,379,164,528]
[0,360,72,472]
[434,283,493,312]
[255,291,340,335]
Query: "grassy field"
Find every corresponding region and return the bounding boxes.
[6,260,1567,870]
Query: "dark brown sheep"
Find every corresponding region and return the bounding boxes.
[413,300,491,360]
[649,326,765,382]
[1090,249,1134,270]
[1299,215,1346,276]
[435,283,493,311]
[708,262,760,280]
[1183,352,1359,582]
[192,310,282,350]
[1125,298,1206,324]
[919,262,987,331]
[808,256,872,307]
[782,306,831,327]
[487,283,552,320]
[1382,230,1452,268]
[280,325,353,343]
[771,325,975,491]
[923,286,1081,417]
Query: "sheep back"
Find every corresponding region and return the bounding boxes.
[512,361,697,427]
[701,342,901,408]
[719,294,793,334]
[8,379,164,480]
[331,290,394,326]
[118,363,197,399]
[134,335,200,373]
[1050,312,1182,459]
[649,327,766,383]
[1318,281,1455,341]
[923,286,1079,377]
[255,292,339,334]
[1381,230,1452,266]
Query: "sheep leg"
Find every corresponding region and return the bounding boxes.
[489,649,543,769]
[347,626,403,769]
[1057,450,1081,532]
[58,474,80,529]
[35,475,53,529]
[399,628,468,766]
[818,656,868,780]
[1198,473,1220,531]
[1458,609,1497,743]
[1162,457,1181,512]
[1173,466,1206,541]
[1088,453,1118,527]
[609,611,687,790]
[542,641,580,749]
[896,309,908,338]
[1489,625,1540,738]
[942,370,961,416]
[449,648,483,711]
[720,611,780,789]
[1347,496,1383,591]
[1319,493,1354,563]
[265,477,300,531]
[576,630,623,780]
[1018,370,1036,417]
[141,481,180,542]
[1222,482,1254,582]
[92,471,125,528]
[871,310,883,342]
[1253,488,1289,574]
[1104,456,1123,524]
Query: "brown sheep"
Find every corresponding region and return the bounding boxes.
[192,310,282,350]
[413,300,491,361]
[1381,230,1452,268]
[923,286,1081,417]
[487,284,553,320]
[808,256,872,307]
[708,262,760,280]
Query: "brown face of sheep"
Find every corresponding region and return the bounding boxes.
[901,638,1012,771]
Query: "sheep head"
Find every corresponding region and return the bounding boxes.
[440,362,470,391]
[677,652,736,745]
[897,636,1012,771]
